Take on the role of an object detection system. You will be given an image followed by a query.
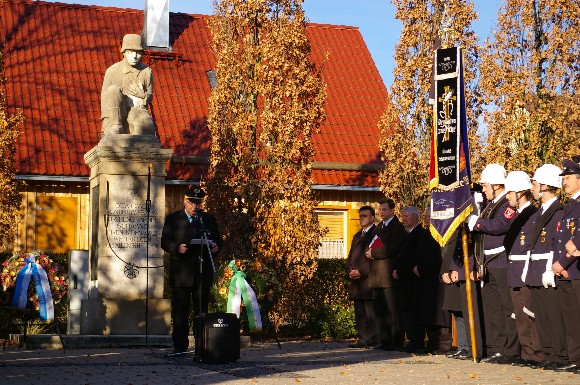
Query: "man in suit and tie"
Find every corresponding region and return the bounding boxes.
[346,205,377,348]
[365,198,407,350]
[161,187,223,353]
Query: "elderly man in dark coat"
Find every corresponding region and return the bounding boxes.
[346,205,377,348]
[393,206,449,354]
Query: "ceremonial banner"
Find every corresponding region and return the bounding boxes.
[429,46,473,246]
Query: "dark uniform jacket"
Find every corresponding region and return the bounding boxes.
[505,203,537,288]
[368,215,407,288]
[473,194,515,269]
[161,209,222,288]
[556,193,580,280]
[524,199,564,287]
[346,224,376,300]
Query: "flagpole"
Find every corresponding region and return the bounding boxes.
[430,5,478,362]
[461,222,478,362]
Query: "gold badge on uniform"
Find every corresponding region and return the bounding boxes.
[540,230,546,243]
[567,220,575,235]
[520,233,526,246]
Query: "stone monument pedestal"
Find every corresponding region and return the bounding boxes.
[83,134,173,335]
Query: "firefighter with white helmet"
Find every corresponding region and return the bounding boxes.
[467,163,519,363]
[503,171,543,366]
[551,156,580,373]
[524,164,568,370]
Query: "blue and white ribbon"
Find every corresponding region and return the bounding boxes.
[11,254,54,321]
[226,260,262,331]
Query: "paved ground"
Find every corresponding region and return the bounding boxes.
[1,341,578,385]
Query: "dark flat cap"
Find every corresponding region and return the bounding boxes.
[184,187,206,201]
[560,158,580,176]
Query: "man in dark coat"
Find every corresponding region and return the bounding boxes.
[346,205,377,348]
[393,206,448,354]
[365,198,407,350]
[161,187,223,353]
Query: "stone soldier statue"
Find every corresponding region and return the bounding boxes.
[101,34,155,136]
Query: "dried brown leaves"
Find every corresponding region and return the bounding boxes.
[0,48,24,250]
[206,0,326,325]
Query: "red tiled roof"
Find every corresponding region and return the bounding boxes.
[1,0,388,186]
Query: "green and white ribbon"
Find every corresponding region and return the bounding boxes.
[226,260,262,331]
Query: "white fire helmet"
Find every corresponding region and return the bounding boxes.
[479,163,507,185]
[532,164,562,189]
[504,171,532,192]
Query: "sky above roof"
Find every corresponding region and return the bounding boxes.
[52,0,502,89]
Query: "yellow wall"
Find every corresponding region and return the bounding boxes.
[15,182,89,253]
[13,183,383,257]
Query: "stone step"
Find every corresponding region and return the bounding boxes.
[7,334,251,350]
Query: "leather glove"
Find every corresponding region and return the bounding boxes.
[541,270,556,288]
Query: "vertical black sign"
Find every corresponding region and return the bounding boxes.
[435,47,460,187]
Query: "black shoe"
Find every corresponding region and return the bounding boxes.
[511,359,538,367]
[481,353,514,364]
[530,360,555,369]
[553,363,579,372]
[348,340,368,349]
[456,350,479,361]
[427,348,449,355]
[448,348,467,359]
[480,353,501,363]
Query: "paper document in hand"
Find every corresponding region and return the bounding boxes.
[368,235,383,249]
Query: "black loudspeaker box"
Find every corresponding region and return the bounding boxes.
[194,312,240,363]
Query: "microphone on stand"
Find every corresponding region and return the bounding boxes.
[195,209,216,273]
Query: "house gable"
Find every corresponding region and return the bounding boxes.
[1,0,389,187]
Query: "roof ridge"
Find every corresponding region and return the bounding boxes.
[8,0,211,17]
[11,0,359,29]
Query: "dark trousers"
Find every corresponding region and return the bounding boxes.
[530,285,568,364]
[353,299,376,344]
[559,280,580,364]
[426,325,452,351]
[171,284,210,350]
[373,287,401,347]
[481,267,520,357]
[460,280,484,358]
[510,286,543,362]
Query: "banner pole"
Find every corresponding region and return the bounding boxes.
[461,222,478,362]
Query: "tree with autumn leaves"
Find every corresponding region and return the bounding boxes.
[379,0,483,212]
[480,0,580,171]
[205,0,326,328]
[382,0,578,211]
[0,43,24,250]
